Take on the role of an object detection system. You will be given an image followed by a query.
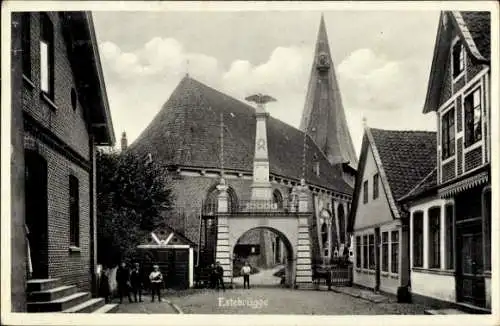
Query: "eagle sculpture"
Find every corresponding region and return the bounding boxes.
[245,93,277,105]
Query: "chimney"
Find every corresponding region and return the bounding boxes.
[121,131,128,151]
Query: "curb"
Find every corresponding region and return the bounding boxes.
[166,300,183,314]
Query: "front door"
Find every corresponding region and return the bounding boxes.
[457,222,485,307]
[24,151,49,279]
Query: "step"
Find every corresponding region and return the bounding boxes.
[455,302,491,314]
[425,309,467,315]
[63,298,105,313]
[27,292,90,312]
[92,303,119,314]
[28,285,77,302]
[27,279,61,292]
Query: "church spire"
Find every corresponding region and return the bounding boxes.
[300,14,358,169]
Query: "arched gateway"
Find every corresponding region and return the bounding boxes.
[213,94,313,289]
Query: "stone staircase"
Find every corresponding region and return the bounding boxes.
[27,278,118,313]
[295,217,313,289]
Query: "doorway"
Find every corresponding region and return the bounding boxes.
[456,221,485,307]
[24,150,49,279]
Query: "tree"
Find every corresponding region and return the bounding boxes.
[96,149,174,267]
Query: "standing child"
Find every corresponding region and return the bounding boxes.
[240,261,251,289]
[149,265,163,302]
[130,262,144,302]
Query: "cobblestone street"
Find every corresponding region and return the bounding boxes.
[115,287,428,315]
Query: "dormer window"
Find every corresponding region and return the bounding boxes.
[452,41,465,79]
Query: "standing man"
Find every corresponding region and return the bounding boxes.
[149,265,163,302]
[240,261,251,289]
[209,263,217,289]
[215,261,225,292]
[130,262,144,302]
[116,262,133,304]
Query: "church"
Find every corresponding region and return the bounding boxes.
[128,15,357,274]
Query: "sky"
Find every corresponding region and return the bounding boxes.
[93,10,441,156]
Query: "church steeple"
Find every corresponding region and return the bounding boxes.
[300,14,358,169]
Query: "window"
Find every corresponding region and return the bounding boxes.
[412,211,424,267]
[356,236,361,268]
[381,232,389,272]
[69,175,79,247]
[464,88,482,147]
[363,235,368,269]
[272,189,283,209]
[391,230,399,274]
[445,205,454,270]
[40,13,54,98]
[441,108,455,159]
[368,234,375,270]
[452,41,465,78]
[21,13,31,78]
[372,174,379,199]
[363,180,368,204]
[428,207,441,269]
[321,222,328,253]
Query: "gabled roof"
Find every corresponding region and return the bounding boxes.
[60,12,115,145]
[129,75,353,196]
[347,128,437,232]
[423,11,490,114]
[299,15,358,169]
[141,224,197,247]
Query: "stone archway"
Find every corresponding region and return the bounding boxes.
[231,226,295,287]
[215,213,313,289]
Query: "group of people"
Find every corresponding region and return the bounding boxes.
[208,261,226,291]
[98,262,165,304]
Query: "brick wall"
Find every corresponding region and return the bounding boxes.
[441,160,456,183]
[24,131,92,291]
[22,12,89,161]
[21,12,93,292]
[439,58,452,107]
[464,146,482,172]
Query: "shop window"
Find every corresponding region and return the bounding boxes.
[412,211,424,267]
[356,236,361,268]
[381,232,389,272]
[483,189,491,271]
[363,235,368,269]
[368,234,375,270]
[391,230,399,274]
[428,207,441,269]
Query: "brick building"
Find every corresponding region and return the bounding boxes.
[400,11,491,312]
[10,12,115,312]
[128,16,357,270]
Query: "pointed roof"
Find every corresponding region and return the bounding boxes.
[347,128,437,232]
[300,15,358,169]
[128,75,352,195]
[423,11,490,113]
